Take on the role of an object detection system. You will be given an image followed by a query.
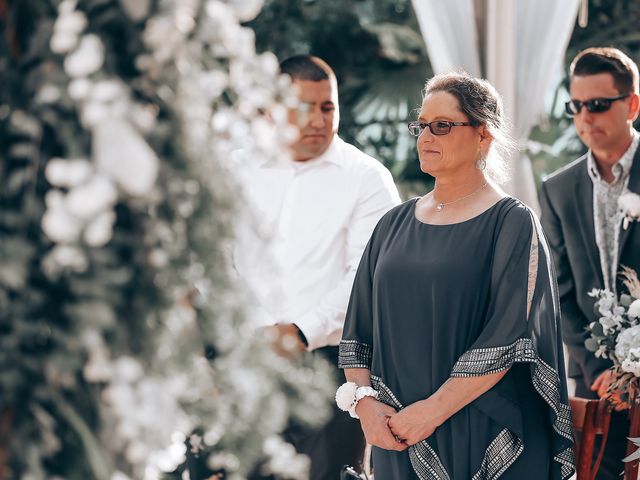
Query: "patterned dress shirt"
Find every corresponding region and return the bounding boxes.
[587,130,639,292]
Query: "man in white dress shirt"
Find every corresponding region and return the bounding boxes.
[235,55,400,479]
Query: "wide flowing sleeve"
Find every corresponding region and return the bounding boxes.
[450,203,575,480]
[338,210,390,370]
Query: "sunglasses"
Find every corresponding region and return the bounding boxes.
[407,120,477,136]
[564,93,630,116]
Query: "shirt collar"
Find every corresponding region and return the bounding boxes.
[587,129,639,183]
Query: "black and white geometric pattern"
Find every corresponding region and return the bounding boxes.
[451,338,574,478]
[370,375,451,480]
[472,429,523,480]
[338,339,373,369]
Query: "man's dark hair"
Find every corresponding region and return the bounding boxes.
[279,55,335,82]
[570,47,639,94]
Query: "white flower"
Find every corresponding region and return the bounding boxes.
[621,357,640,377]
[599,312,623,335]
[596,290,616,316]
[58,0,78,15]
[615,325,640,365]
[36,85,61,104]
[68,78,93,101]
[43,244,88,273]
[64,34,105,78]
[119,0,152,22]
[54,10,87,36]
[228,0,264,22]
[621,348,640,377]
[93,119,159,197]
[65,175,118,220]
[50,30,79,54]
[91,79,124,102]
[595,344,608,359]
[335,382,357,412]
[42,205,83,243]
[261,435,310,480]
[84,210,116,247]
[45,158,93,188]
[629,299,640,319]
[619,191,640,230]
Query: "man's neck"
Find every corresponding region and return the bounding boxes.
[592,131,634,183]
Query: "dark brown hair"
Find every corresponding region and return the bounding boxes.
[570,47,639,94]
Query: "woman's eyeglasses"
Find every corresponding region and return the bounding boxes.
[407,120,477,136]
[564,93,630,116]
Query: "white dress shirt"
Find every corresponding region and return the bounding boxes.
[232,136,400,350]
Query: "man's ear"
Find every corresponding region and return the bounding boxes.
[628,93,640,122]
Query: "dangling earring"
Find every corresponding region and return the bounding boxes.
[476,152,487,171]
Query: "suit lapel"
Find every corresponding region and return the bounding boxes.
[574,159,604,286]
[617,145,640,263]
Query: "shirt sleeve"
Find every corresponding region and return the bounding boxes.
[296,166,400,350]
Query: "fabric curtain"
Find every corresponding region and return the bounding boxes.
[411,0,580,213]
[411,0,481,77]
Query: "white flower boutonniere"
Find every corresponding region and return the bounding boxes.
[619,191,640,230]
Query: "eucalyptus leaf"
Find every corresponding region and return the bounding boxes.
[591,322,604,338]
[585,337,599,352]
[621,294,633,307]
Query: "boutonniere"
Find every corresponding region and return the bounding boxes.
[619,191,640,230]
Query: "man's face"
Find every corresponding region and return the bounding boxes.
[288,79,339,161]
[569,73,636,153]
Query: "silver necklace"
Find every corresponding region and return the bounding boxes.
[434,182,488,211]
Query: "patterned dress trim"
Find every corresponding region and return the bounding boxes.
[370,374,450,480]
[338,339,373,369]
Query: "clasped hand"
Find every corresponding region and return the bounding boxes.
[357,397,438,450]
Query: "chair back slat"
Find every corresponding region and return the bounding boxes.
[569,396,613,480]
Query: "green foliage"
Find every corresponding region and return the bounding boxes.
[1,1,334,478]
[248,0,433,192]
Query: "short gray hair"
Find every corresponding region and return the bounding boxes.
[423,71,514,184]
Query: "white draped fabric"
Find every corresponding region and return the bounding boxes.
[412,0,481,77]
[411,0,580,213]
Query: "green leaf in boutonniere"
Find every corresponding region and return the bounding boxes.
[585,337,599,352]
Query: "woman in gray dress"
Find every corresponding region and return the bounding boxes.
[337,72,575,479]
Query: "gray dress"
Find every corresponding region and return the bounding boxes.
[339,197,575,479]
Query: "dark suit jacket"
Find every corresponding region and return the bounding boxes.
[539,144,640,392]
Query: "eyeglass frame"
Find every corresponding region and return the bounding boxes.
[407,120,479,136]
[564,93,630,116]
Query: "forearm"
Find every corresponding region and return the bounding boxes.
[344,367,372,387]
[428,371,508,426]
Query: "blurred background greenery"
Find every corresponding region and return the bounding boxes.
[248,0,640,195]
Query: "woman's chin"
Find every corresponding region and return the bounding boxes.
[418,162,437,176]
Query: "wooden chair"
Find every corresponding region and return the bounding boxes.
[570,396,613,480]
[624,402,640,480]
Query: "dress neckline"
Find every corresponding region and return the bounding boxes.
[412,196,513,227]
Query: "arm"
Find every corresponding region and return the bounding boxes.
[539,181,609,387]
[296,167,400,350]
[344,368,407,451]
[388,372,507,446]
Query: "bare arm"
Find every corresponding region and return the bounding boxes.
[344,368,407,451]
[388,370,508,446]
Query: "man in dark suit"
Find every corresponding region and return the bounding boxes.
[540,47,640,479]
